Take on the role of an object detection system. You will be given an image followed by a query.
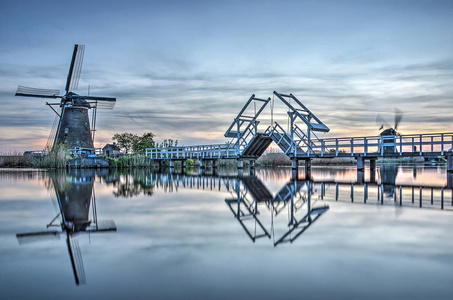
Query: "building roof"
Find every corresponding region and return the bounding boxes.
[102,143,120,151]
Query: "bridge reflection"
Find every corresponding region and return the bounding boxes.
[16,169,117,285]
[140,166,453,246]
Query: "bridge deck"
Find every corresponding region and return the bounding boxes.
[146,132,453,161]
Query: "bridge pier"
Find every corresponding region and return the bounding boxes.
[356,156,364,171]
[304,159,311,171]
[304,159,311,179]
[357,171,364,184]
[369,159,376,170]
[181,160,186,169]
[199,159,205,169]
[213,159,219,169]
[447,173,453,189]
[447,156,453,173]
[292,159,299,170]
[169,160,175,169]
[250,160,255,169]
[237,159,244,169]
[370,167,376,183]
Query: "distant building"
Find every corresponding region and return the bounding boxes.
[23,150,44,157]
[102,143,120,158]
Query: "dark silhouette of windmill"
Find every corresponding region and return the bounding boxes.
[376,108,403,154]
[15,45,116,152]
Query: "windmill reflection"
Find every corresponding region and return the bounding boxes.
[16,170,116,285]
[379,164,398,198]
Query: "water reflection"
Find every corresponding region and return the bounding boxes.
[4,165,453,298]
[12,166,453,280]
[225,177,329,246]
[15,169,117,285]
[127,165,452,246]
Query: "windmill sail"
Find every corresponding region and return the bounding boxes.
[15,86,60,98]
[67,235,86,285]
[84,96,117,109]
[46,114,61,150]
[65,44,85,93]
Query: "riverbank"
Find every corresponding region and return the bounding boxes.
[0,152,434,169]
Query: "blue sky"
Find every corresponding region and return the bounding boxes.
[1,0,453,151]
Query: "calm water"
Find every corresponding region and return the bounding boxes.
[1,165,453,300]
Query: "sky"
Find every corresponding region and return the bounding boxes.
[1,0,453,152]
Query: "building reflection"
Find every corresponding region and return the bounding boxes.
[16,169,116,285]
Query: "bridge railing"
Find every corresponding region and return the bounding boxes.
[145,144,237,160]
[308,132,453,157]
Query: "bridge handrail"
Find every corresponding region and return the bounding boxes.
[308,132,453,156]
[145,143,237,159]
[317,132,453,142]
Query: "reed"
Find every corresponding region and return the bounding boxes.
[109,154,157,168]
[0,154,31,168]
[31,144,71,169]
[257,153,291,166]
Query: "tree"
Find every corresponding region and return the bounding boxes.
[112,132,157,154]
[112,133,139,154]
[133,132,156,153]
[158,139,178,148]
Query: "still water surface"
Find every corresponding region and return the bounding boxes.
[1,165,452,299]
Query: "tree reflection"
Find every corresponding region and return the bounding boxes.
[109,169,154,198]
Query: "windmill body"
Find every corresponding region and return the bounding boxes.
[15,45,116,152]
[56,95,94,149]
[52,170,94,232]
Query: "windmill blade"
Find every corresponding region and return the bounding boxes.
[16,231,61,245]
[65,44,85,93]
[376,113,390,129]
[15,85,60,99]
[67,235,86,285]
[87,219,117,232]
[80,96,116,109]
[394,108,403,130]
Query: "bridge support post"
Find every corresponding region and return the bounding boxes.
[369,159,376,171]
[447,173,453,189]
[357,171,364,184]
[250,160,255,169]
[237,159,244,169]
[369,159,377,183]
[356,156,364,171]
[169,160,175,169]
[292,159,299,170]
[447,156,453,173]
[304,159,311,179]
[181,160,186,169]
[199,159,205,169]
[213,159,219,169]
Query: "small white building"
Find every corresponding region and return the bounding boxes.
[102,143,120,158]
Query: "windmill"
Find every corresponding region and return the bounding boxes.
[15,44,116,153]
[376,108,403,154]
